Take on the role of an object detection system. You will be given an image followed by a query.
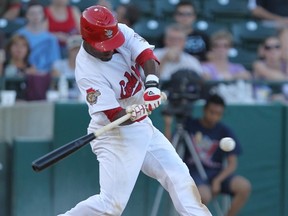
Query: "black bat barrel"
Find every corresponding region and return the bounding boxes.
[32,133,96,172]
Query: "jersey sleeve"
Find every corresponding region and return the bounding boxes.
[118,24,155,62]
[77,77,120,114]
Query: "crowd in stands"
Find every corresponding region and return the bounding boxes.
[0,0,288,103]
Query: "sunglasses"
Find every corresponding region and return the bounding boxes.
[264,44,281,50]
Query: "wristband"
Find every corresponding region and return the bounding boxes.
[145,74,159,89]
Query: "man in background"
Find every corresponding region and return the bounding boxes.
[174,0,209,62]
[183,94,251,216]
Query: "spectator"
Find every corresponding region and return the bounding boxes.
[51,34,82,99]
[0,32,6,76]
[3,34,36,77]
[249,0,288,28]
[279,27,288,61]
[154,23,203,82]
[44,0,81,55]
[201,30,251,81]
[183,94,251,216]
[115,3,141,28]
[2,34,37,99]
[0,48,4,76]
[0,0,21,20]
[253,35,288,80]
[174,0,209,62]
[52,34,81,79]
[17,2,61,73]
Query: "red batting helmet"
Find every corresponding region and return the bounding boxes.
[80,5,125,52]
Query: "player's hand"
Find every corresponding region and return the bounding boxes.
[144,74,161,111]
[143,87,162,111]
[126,104,150,122]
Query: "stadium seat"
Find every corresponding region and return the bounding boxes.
[202,0,251,24]
[228,47,258,71]
[111,0,154,17]
[193,19,230,36]
[0,19,24,37]
[231,20,278,50]
[154,0,202,19]
[132,18,169,47]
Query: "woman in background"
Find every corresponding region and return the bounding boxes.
[4,34,36,77]
[202,30,251,81]
[3,34,37,99]
[44,0,81,56]
[253,36,288,80]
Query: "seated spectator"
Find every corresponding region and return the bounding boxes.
[51,34,81,79]
[0,32,5,76]
[279,27,288,61]
[0,0,21,20]
[202,30,251,81]
[2,34,37,99]
[249,0,288,28]
[0,49,5,76]
[51,34,81,99]
[115,3,141,28]
[154,23,203,82]
[44,0,81,56]
[3,34,36,77]
[17,2,61,74]
[183,94,251,216]
[253,36,288,80]
[174,0,210,62]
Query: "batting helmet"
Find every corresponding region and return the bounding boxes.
[80,5,125,52]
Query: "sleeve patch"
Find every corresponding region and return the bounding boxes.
[86,88,101,105]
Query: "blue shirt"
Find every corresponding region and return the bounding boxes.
[17,27,61,73]
[183,118,242,169]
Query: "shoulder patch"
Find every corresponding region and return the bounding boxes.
[86,88,101,105]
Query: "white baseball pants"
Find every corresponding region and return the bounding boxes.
[58,120,212,216]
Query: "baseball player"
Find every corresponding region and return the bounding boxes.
[58,5,212,216]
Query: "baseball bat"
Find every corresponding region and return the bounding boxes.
[32,93,167,172]
[32,113,131,172]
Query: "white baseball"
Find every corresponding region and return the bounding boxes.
[219,137,235,152]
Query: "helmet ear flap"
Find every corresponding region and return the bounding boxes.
[80,5,125,52]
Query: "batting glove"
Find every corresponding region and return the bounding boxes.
[144,74,161,111]
[126,104,150,122]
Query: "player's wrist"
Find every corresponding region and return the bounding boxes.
[145,74,159,89]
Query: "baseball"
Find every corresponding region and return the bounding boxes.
[219,137,235,152]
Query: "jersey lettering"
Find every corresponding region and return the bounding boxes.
[119,65,142,99]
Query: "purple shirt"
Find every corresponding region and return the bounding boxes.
[202,62,246,80]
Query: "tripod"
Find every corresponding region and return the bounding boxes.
[150,118,225,216]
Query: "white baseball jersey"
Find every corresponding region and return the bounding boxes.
[75,24,154,128]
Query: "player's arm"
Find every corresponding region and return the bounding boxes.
[136,49,162,111]
[251,5,286,21]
